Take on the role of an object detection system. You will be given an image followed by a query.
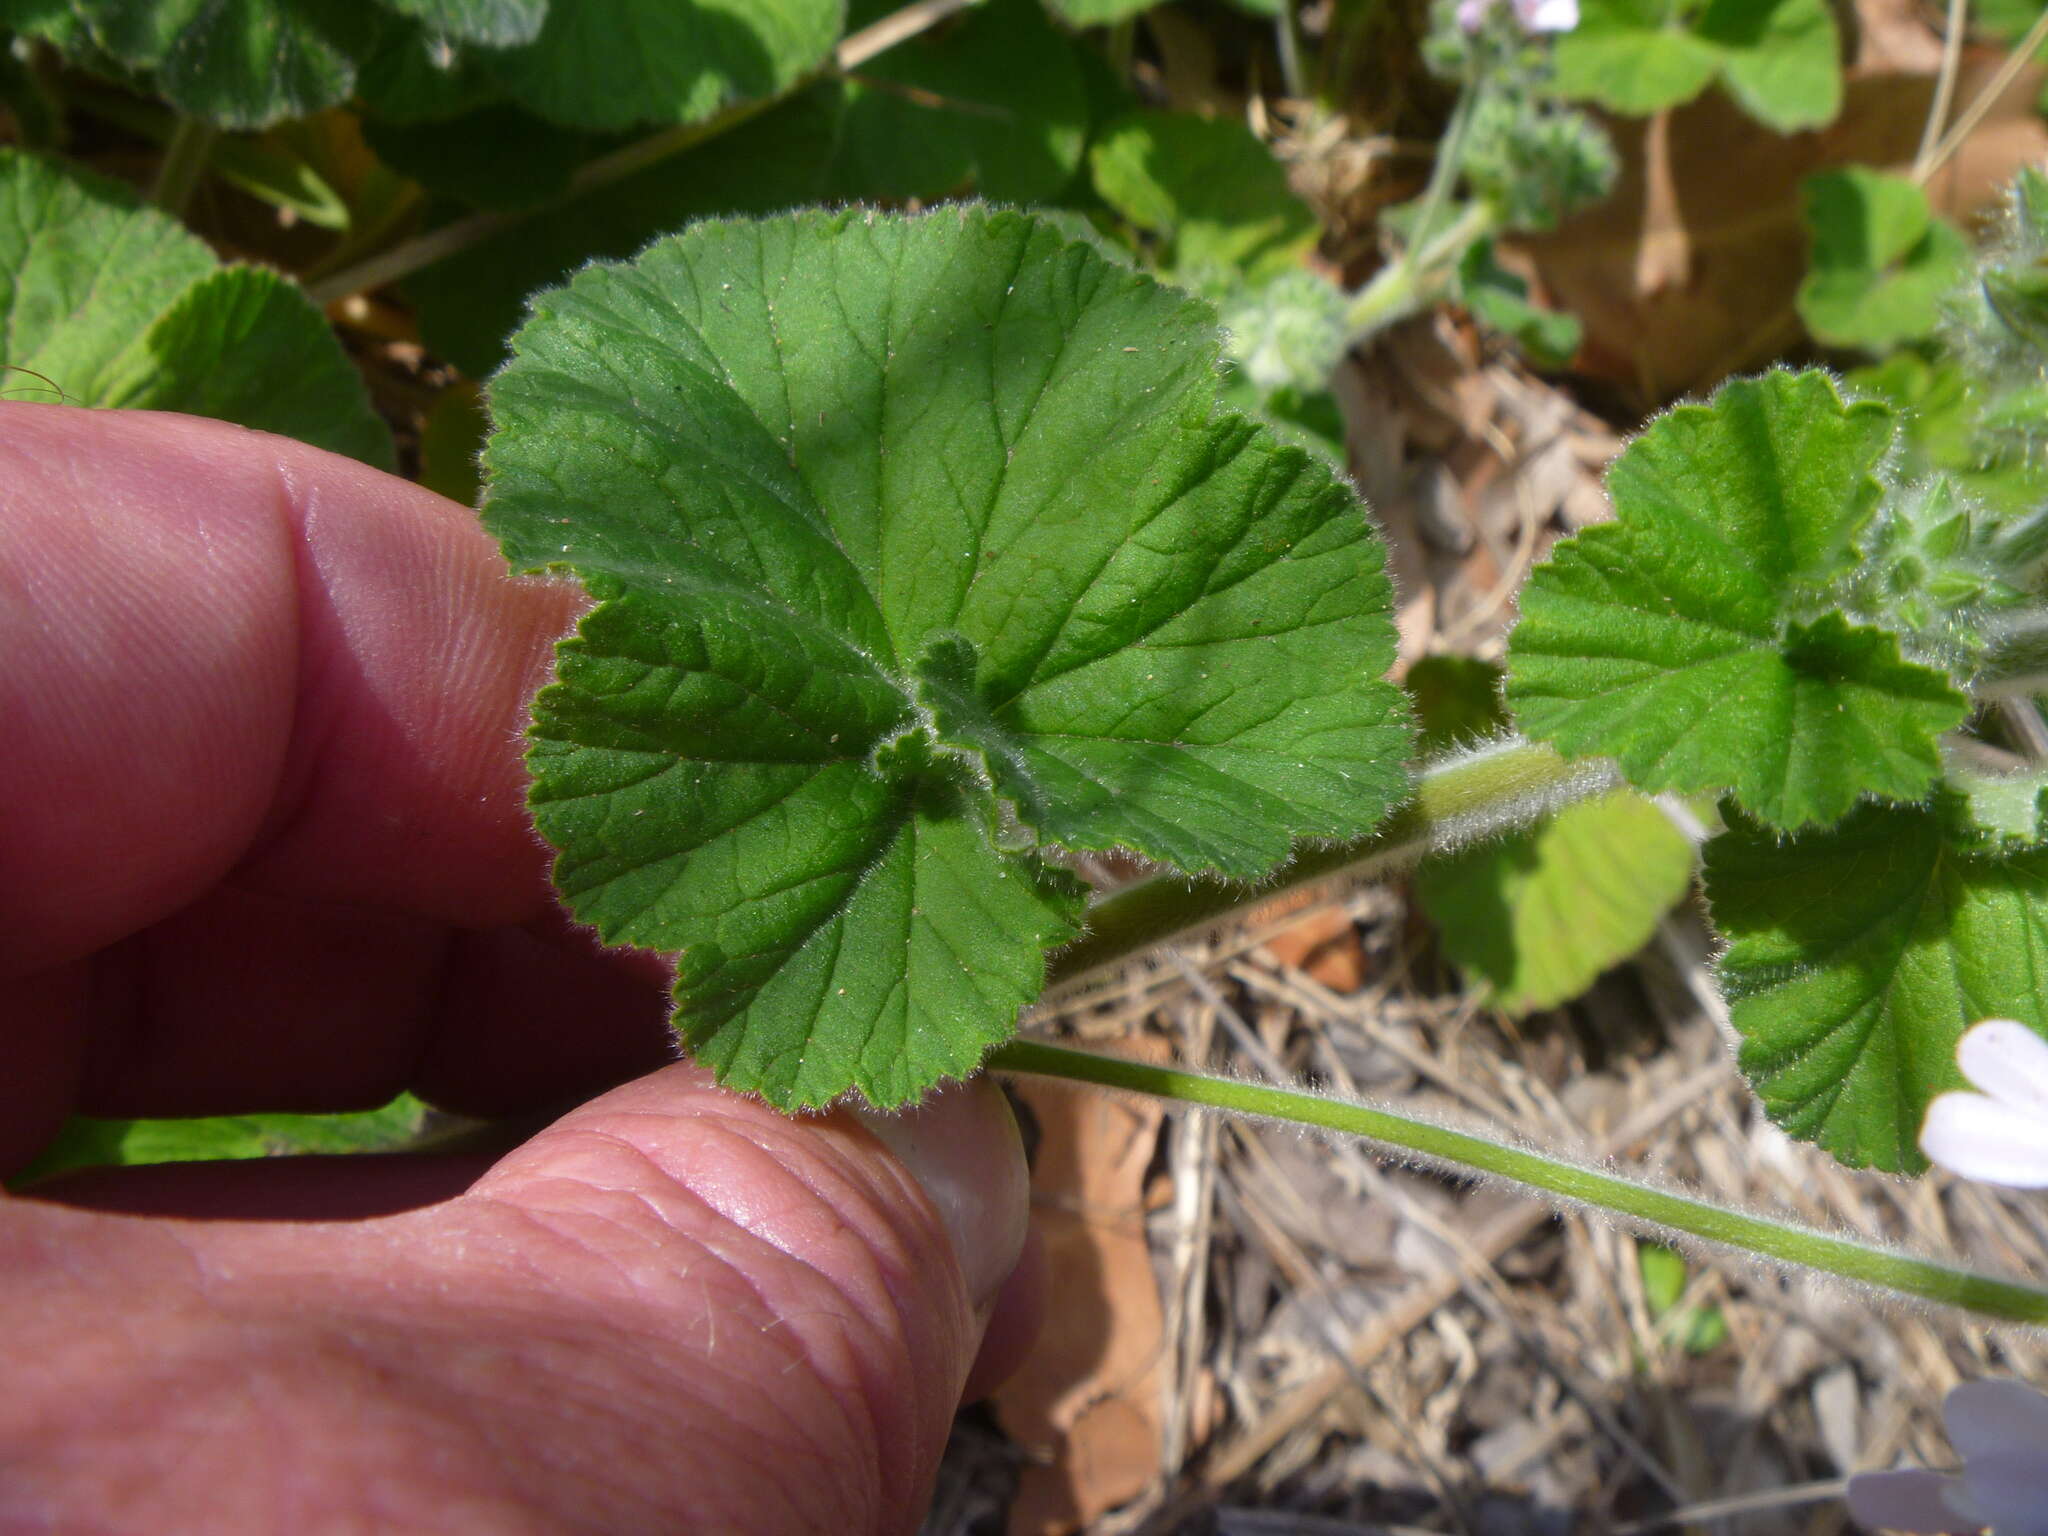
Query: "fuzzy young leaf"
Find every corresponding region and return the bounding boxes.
[1417,789,1696,1013]
[1508,370,1970,830]
[486,207,1411,1106]
[1711,801,2048,1172]
[1798,168,1971,350]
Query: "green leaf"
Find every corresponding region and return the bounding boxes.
[838,0,1088,204]
[1408,654,1509,753]
[1639,1241,1687,1313]
[1509,370,1970,830]
[1417,789,1695,1013]
[379,0,544,46]
[1046,0,1153,19]
[1554,0,1841,131]
[1089,111,1316,281]
[1698,0,1841,132]
[1710,800,2048,1171]
[1552,0,1722,117]
[98,265,394,468]
[365,102,594,210]
[1845,352,2048,520]
[1455,239,1581,367]
[411,0,1093,375]
[482,0,840,131]
[11,1094,432,1186]
[75,0,376,129]
[1948,760,2048,851]
[0,147,215,401]
[1798,168,1972,350]
[485,207,1411,1106]
[0,150,391,464]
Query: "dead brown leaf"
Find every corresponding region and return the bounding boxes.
[995,1048,1172,1535]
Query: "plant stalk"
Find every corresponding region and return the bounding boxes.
[151,115,218,218]
[1344,200,1495,343]
[991,1039,2048,1326]
[1047,737,1615,990]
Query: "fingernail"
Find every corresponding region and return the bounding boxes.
[853,1077,1029,1311]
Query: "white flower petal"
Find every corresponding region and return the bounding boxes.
[1456,0,1493,32]
[1944,1379,2048,1460]
[1845,1468,1978,1533]
[1920,1091,2048,1188]
[1956,1019,2048,1116]
[1515,0,1580,31]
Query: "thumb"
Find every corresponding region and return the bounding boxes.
[1,1064,1030,1535]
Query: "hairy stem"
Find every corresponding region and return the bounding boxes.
[1048,737,1615,989]
[991,1039,2048,1325]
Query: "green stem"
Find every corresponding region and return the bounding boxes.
[991,1040,2048,1326]
[1048,737,1612,989]
[151,115,218,218]
[1275,0,1309,100]
[1343,200,1494,343]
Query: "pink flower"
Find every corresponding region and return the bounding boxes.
[1921,1019,2048,1188]
[1456,0,1578,31]
[1846,1380,2048,1535]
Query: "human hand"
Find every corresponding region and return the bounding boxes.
[0,405,1040,1533]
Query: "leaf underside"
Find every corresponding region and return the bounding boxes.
[485,206,1411,1107]
[1417,789,1696,1014]
[1508,370,1969,831]
[1711,801,2048,1172]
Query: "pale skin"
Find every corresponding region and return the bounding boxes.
[0,405,1041,1533]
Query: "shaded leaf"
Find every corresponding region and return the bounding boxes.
[1456,239,1581,367]
[482,0,839,131]
[79,0,376,128]
[11,1094,432,1186]
[0,147,214,400]
[1710,800,2048,1171]
[379,0,543,46]
[1417,789,1695,1013]
[412,0,1095,375]
[1089,110,1316,281]
[0,150,390,464]
[1798,168,1971,350]
[98,265,394,467]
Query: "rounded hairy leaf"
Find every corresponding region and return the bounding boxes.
[1711,801,2048,1172]
[1508,370,1970,831]
[485,207,1411,1106]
